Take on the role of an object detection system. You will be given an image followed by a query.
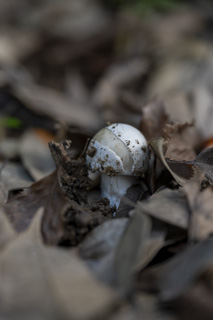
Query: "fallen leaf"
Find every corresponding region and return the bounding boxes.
[183,181,213,241]
[0,207,15,249]
[0,64,103,133]
[79,218,129,260]
[93,58,149,124]
[79,218,129,284]
[110,293,175,320]
[116,184,148,218]
[159,239,213,301]
[19,129,55,180]
[114,211,152,293]
[193,85,213,139]
[163,122,197,161]
[0,208,118,320]
[135,188,189,229]
[13,81,102,132]
[0,137,20,159]
[149,137,189,186]
[0,161,33,204]
[173,266,213,320]
[166,147,213,186]
[193,147,213,184]
[140,98,169,141]
[4,171,69,245]
[0,180,8,204]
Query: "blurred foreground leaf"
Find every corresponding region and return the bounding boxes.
[110,0,181,15]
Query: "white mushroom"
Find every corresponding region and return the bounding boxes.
[86,123,149,208]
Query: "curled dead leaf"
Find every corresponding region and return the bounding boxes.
[149,137,188,186]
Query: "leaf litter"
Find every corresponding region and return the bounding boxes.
[1,1,213,319]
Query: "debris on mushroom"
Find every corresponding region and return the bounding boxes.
[86,123,149,209]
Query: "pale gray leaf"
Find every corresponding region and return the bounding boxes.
[114,211,152,292]
[135,188,189,229]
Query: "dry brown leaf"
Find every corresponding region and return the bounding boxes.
[150,137,213,188]
[93,58,148,124]
[163,122,197,161]
[4,171,69,245]
[79,218,129,284]
[19,130,55,181]
[13,81,102,133]
[149,137,188,186]
[0,208,118,320]
[159,239,213,302]
[116,184,147,218]
[0,64,102,133]
[0,161,33,204]
[173,270,213,320]
[0,137,20,159]
[0,207,15,249]
[114,211,152,292]
[79,218,129,260]
[4,139,92,245]
[193,85,213,139]
[110,293,174,320]
[135,188,189,229]
[184,181,213,241]
[0,180,8,204]
[0,162,33,190]
[140,98,169,141]
[192,147,213,184]
[14,84,102,132]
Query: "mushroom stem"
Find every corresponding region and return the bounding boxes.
[101,174,137,209]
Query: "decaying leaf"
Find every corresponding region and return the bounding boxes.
[93,58,149,125]
[140,98,169,141]
[1,2,213,319]
[173,265,213,320]
[114,211,152,292]
[166,147,213,186]
[163,122,197,161]
[0,162,33,191]
[0,207,15,249]
[19,129,55,181]
[79,218,129,260]
[0,180,8,204]
[4,171,69,245]
[159,239,213,302]
[79,218,129,284]
[0,208,118,320]
[149,137,189,186]
[183,181,213,241]
[192,147,213,184]
[12,79,103,133]
[0,161,33,204]
[116,184,148,218]
[193,85,213,139]
[110,293,175,320]
[0,137,20,159]
[135,188,189,230]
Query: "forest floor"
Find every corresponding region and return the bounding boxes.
[0,1,213,319]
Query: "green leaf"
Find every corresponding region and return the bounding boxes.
[0,117,22,129]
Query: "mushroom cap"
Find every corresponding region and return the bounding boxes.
[86,123,148,176]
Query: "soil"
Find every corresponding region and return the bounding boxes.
[48,139,116,245]
[60,198,115,246]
